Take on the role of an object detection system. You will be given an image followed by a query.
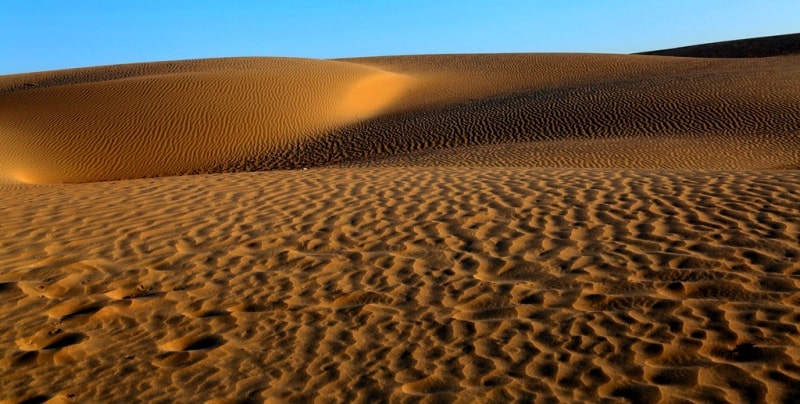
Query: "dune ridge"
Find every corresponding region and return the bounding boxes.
[239,53,800,171]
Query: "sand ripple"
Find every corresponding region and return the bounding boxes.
[2,53,800,182]
[0,58,411,183]
[2,37,800,402]
[1,168,798,402]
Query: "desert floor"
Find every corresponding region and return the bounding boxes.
[1,40,799,402]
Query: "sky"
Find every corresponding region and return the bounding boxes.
[2,0,799,75]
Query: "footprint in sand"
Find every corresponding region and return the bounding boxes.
[158,335,225,352]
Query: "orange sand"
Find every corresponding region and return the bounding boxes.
[1,35,799,402]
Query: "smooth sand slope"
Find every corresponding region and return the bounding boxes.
[1,35,800,402]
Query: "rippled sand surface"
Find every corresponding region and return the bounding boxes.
[1,36,799,402]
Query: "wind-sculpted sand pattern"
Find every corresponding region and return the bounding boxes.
[0,58,411,183]
[3,53,800,182]
[215,53,800,172]
[336,134,800,170]
[2,168,799,402]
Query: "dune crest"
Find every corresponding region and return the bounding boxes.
[339,71,413,118]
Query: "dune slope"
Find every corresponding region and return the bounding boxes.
[0,58,411,183]
[2,52,800,182]
[258,53,800,171]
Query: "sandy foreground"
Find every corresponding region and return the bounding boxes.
[1,42,799,402]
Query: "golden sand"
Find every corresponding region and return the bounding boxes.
[1,42,799,402]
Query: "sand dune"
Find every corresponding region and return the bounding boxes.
[0,58,412,183]
[1,34,800,402]
[294,53,800,171]
[639,32,800,58]
[2,51,800,182]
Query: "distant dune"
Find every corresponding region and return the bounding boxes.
[1,35,799,402]
[638,32,800,58]
[2,43,799,183]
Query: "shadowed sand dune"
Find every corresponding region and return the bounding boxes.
[639,32,800,58]
[1,34,800,402]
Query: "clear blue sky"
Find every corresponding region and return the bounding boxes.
[2,0,798,74]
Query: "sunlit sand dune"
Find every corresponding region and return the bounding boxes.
[2,50,800,182]
[312,54,800,171]
[1,34,799,402]
[0,58,411,183]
